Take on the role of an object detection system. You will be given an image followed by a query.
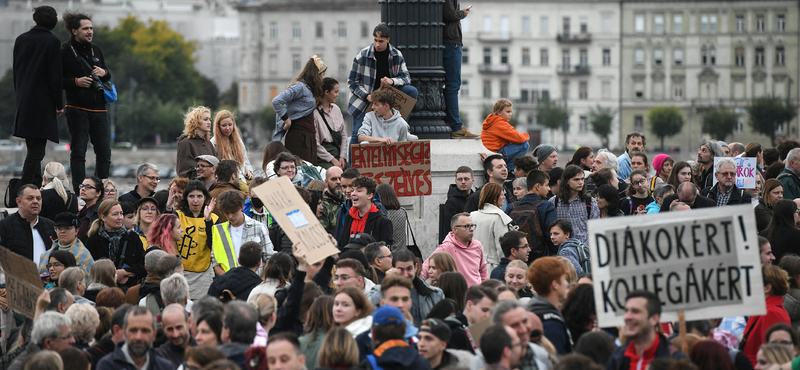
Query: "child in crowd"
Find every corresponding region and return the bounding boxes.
[480,99,530,174]
[357,89,417,145]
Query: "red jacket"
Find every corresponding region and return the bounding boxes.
[480,114,529,152]
[743,295,791,366]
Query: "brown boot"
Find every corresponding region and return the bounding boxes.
[451,126,480,139]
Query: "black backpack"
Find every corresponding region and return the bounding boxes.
[508,199,547,260]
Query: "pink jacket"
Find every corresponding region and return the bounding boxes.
[422,232,488,287]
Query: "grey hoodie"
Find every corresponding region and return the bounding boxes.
[357,108,418,142]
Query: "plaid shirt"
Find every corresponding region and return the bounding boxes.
[549,195,600,245]
[211,215,275,271]
[347,44,412,117]
[716,186,733,207]
[38,238,95,278]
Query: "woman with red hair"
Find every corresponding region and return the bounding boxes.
[147,214,183,255]
[689,340,737,370]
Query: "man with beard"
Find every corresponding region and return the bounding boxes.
[464,155,509,213]
[476,324,523,370]
[97,306,173,370]
[320,166,344,234]
[154,304,196,367]
[616,132,645,182]
[696,140,725,189]
[472,300,551,370]
[439,166,474,243]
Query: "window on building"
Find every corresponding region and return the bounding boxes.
[603,49,611,66]
[757,15,764,32]
[483,79,492,98]
[635,49,644,66]
[701,46,707,65]
[778,15,786,31]
[634,115,644,132]
[562,50,570,70]
[293,22,301,40]
[654,15,664,34]
[635,15,645,33]
[673,83,684,99]
[562,79,570,99]
[484,16,492,32]
[709,15,717,33]
[562,17,570,36]
[501,48,509,64]
[602,80,611,99]
[269,54,277,73]
[461,80,470,97]
[710,48,716,65]
[674,49,683,66]
[603,15,612,33]
[579,81,588,99]
[580,17,588,33]
[270,22,278,39]
[522,48,531,66]
[540,16,549,35]
[735,47,745,66]
[580,49,588,66]
[522,17,531,35]
[777,46,785,66]
[463,47,469,64]
[521,90,529,103]
[338,53,346,74]
[540,48,549,66]
[654,49,663,66]
[500,17,510,38]
[316,22,323,38]
[579,116,588,133]
[292,54,301,72]
[736,15,744,32]
[361,22,369,38]
[338,22,346,39]
[755,47,764,66]
[635,82,644,100]
[673,14,682,34]
[701,15,709,33]
[500,80,509,98]
[484,47,491,64]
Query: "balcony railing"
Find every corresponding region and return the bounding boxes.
[479,64,512,74]
[557,64,591,75]
[556,32,591,43]
[477,32,512,42]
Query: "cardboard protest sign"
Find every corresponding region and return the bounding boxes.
[712,157,757,189]
[588,205,765,327]
[351,140,432,197]
[364,84,417,120]
[251,177,340,264]
[467,317,492,347]
[0,247,44,319]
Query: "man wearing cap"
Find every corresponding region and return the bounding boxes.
[37,212,94,277]
[195,154,219,190]
[343,233,376,254]
[119,163,159,204]
[418,318,474,370]
[360,305,431,370]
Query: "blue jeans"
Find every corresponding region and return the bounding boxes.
[349,84,419,159]
[499,141,530,174]
[443,43,463,132]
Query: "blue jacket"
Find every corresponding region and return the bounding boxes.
[645,201,661,214]
[490,257,511,280]
[359,338,430,370]
[557,238,585,275]
[527,295,572,354]
[272,82,317,141]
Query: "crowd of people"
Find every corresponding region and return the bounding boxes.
[9,3,800,370]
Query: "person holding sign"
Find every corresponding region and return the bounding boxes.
[336,176,393,250]
[701,158,752,207]
[742,264,792,367]
[357,89,417,146]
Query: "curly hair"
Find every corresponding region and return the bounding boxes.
[183,106,212,140]
[213,110,245,166]
[562,284,596,341]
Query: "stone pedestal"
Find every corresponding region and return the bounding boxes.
[381,0,451,139]
[398,139,489,258]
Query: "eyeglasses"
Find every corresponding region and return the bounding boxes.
[719,171,736,178]
[46,262,64,269]
[378,254,393,259]
[454,224,477,230]
[78,184,96,190]
[333,275,354,282]
[196,163,213,169]
[142,174,161,182]
[279,165,297,171]
[105,189,117,194]
[633,179,647,186]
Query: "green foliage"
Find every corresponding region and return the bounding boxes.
[0,69,14,137]
[115,91,184,144]
[259,105,276,137]
[536,99,570,131]
[648,106,684,149]
[748,96,799,145]
[199,75,220,110]
[219,82,238,107]
[589,105,616,148]
[702,107,738,141]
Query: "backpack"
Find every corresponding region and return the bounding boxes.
[560,241,592,273]
[508,199,547,260]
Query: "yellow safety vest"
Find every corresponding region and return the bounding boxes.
[211,222,239,272]
[177,210,218,272]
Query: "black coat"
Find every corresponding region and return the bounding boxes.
[85,230,146,284]
[39,189,78,222]
[13,25,63,142]
[207,267,262,301]
[62,39,110,110]
[440,184,472,243]
[0,213,57,260]
[337,208,394,249]
[701,184,752,206]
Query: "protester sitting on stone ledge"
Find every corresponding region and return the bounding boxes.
[357,89,417,146]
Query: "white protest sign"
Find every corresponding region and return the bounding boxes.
[712,157,757,189]
[588,205,765,327]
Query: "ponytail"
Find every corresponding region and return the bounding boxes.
[87,219,102,238]
[43,162,69,204]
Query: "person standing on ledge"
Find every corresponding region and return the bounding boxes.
[443,0,479,139]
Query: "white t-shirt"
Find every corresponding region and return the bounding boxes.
[229,223,244,257]
[32,217,47,262]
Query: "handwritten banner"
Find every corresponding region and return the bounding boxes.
[588,205,765,327]
[0,247,44,319]
[365,84,417,120]
[712,157,757,189]
[251,177,340,264]
[351,140,432,197]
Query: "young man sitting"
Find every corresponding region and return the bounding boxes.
[357,89,417,146]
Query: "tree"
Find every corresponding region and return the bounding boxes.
[115,91,184,144]
[589,105,616,148]
[648,106,684,150]
[219,82,238,107]
[536,98,570,145]
[748,96,799,145]
[701,107,738,141]
[259,105,276,138]
[199,75,220,110]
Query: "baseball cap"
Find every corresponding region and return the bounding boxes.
[420,318,451,342]
[196,155,220,167]
[344,233,376,250]
[372,305,405,326]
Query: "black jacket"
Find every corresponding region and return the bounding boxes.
[40,189,78,222]
[0,213,57,260]
[440,184,472,243]
[658,193,716,213]
[697,166,714,189]
[154,337,196,369]
[701,184,752,206]
[96,342,173,370]
[463,187,481,214]
[207,266,262,301]
[762,226,800,263]
[118,186,156,205]
[62,39,110,111]
[357,341,431,370]
[527,295,572,354]
[445,315,473,354]
[443,0,465,45]
[337,207,394,249]
[13,25,63,142]
[606,333,685,370]
[755,199,773,233]
[85,230,146,285]
[86,335,116,370]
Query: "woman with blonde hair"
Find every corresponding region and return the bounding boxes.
[425,252,457,287]
[102,179,118,201]
[755,343,794,369]
[272,56,327,164]
[85,258,116,302]
[211,110,254,182]
[85,200,145,290]
[505,259,534,299]
[248,293,278,347]
[332,286,374,337]
[470,182,514,272]
[40,162,78,220]
[133,197,160,248]
[176,106,218,179]
[317,327,360,370]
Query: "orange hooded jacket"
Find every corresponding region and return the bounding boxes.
[480,114,530,152]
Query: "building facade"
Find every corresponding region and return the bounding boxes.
[619,0,799,153]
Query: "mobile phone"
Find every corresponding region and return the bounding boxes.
[466,5,473,9]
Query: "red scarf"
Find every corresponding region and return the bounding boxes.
[349,203,378,235]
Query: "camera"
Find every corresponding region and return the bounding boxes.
[89,56,103,93]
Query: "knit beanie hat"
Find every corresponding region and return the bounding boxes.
[533,144,557,165]
[652,154,672,177]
